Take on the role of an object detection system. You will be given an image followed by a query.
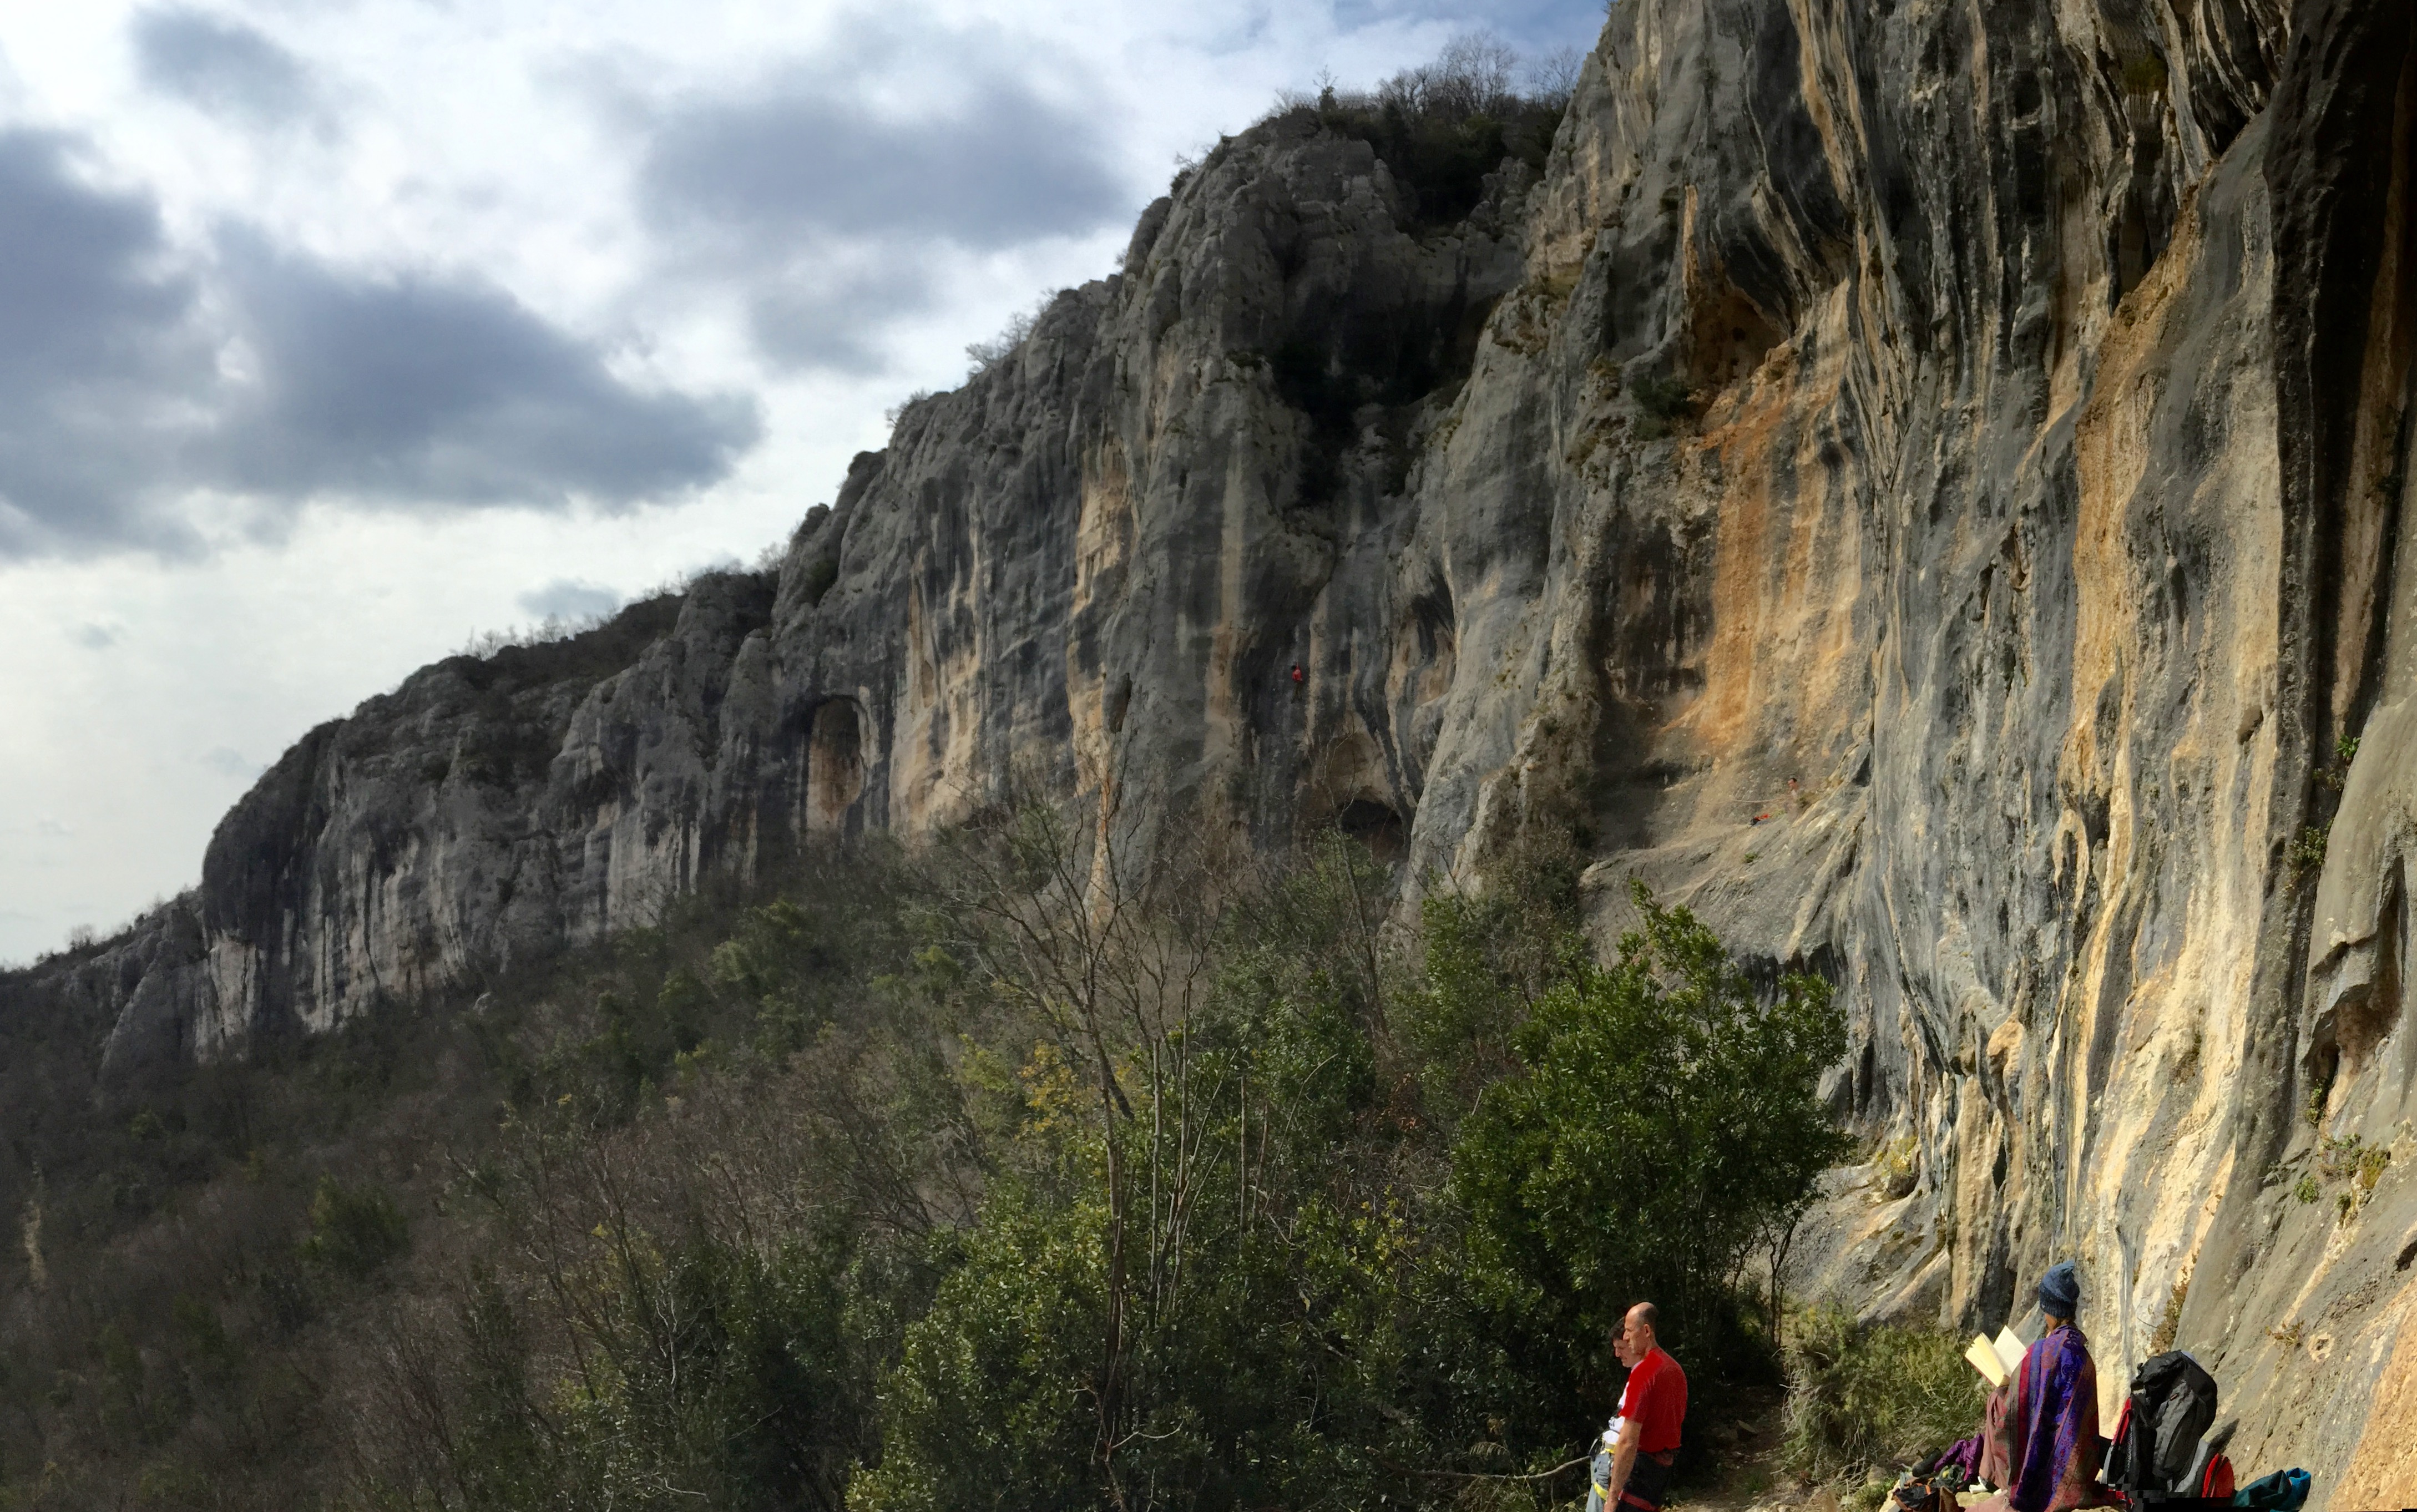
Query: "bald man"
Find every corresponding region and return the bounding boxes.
[1595,1303,1688,1512]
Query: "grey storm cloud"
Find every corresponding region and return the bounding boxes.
[640,79,1125,249]
[0,132,211,557]
[745,261,934,374]
[636,55,1129,372]
[210,236,760,508]
[0,129,760,561]
[132,8,317,128]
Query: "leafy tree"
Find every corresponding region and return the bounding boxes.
[302,1177,410,1280]
[1452,879,1849,1390]
[850,1184,1110,1512]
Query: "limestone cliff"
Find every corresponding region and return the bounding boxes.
[14,0,2417,1494]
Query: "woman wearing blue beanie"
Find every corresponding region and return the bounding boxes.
[1971,1262,2101,1512]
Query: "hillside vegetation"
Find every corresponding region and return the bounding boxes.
[0,808,1844,1511]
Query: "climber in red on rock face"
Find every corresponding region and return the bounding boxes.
[1291,664,1304,684]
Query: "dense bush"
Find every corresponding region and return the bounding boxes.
[301,1178,409,1280]
[1454,881,1851,1386]
[1631,373,1696,427]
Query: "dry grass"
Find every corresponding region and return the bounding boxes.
[1780,1306,1986,1483]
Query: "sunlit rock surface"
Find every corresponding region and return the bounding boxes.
[17,0,2417,1494]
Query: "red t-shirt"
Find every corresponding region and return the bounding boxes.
[1617,1346,1687,1457]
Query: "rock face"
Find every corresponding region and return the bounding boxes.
[73,580,790,1065]
[12,0,2417,1491]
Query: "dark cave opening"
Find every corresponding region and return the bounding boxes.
[1336,798,1407,862]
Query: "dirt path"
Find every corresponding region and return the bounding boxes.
[1663,1385,1846,1512]
[1549,1383,1900,1512]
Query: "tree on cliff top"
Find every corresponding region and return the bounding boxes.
[1272,33,1576,226]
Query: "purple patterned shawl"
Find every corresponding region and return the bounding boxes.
[2003,1323,2100,1512]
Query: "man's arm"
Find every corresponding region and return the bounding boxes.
[1606,1413,1643,1506]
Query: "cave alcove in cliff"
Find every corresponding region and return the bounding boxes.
[806,698,866,835]
[1336,798,1406,862]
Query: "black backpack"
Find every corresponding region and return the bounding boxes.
[2104,1351,2221,1498]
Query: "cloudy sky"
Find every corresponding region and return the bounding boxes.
[0,0,1605,964]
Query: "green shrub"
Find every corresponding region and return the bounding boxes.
[2120,54,2168,94]
[2289,823,2330,878]
[1452,880,1850,1386]
[299,1177,408,1280]
[803,555,840,607]
[1781,1306,1985,1481]
[851,1189,1108,1512]
[1631,372,1695,422]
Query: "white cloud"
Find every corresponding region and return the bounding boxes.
[196,746,256,777]
[517,577,624,621]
